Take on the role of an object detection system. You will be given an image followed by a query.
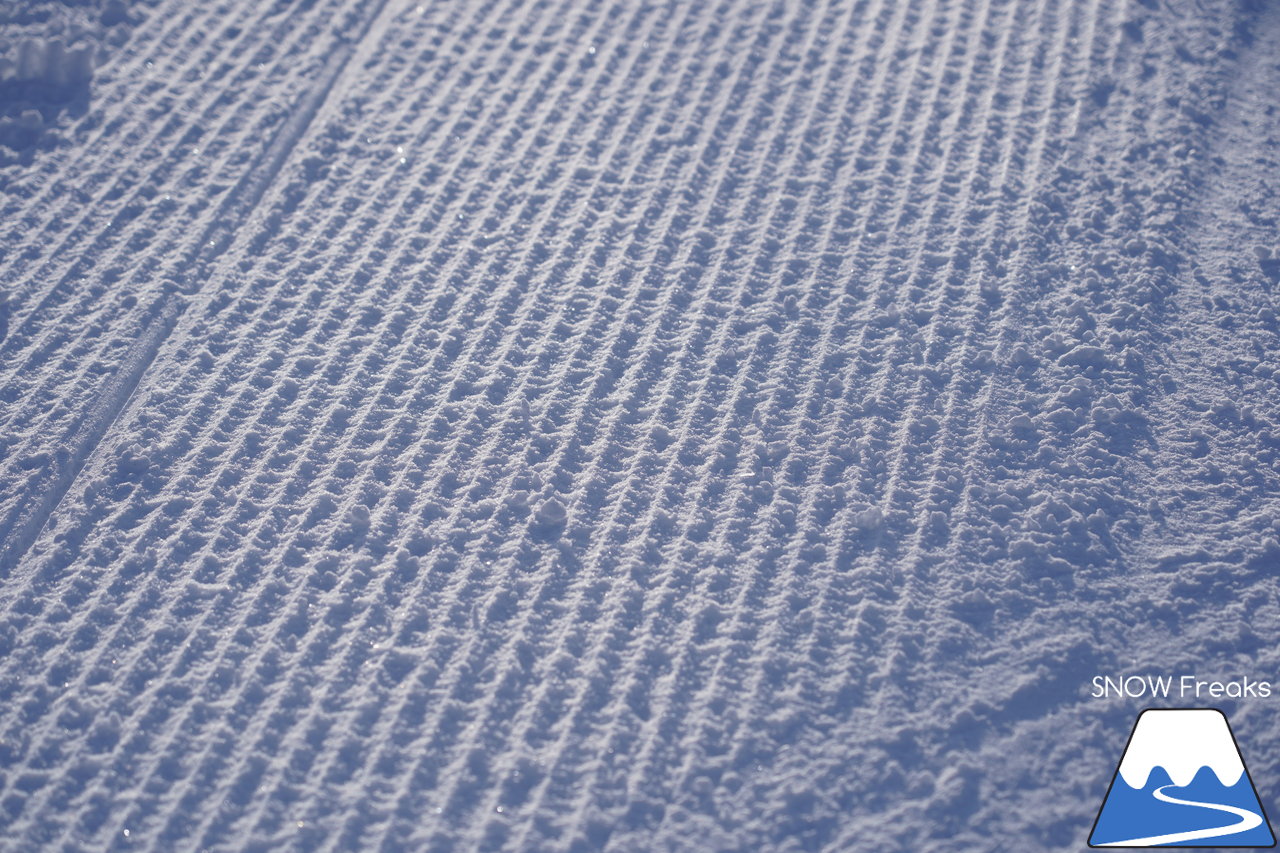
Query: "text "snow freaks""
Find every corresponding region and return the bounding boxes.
[1091,675,1273,700]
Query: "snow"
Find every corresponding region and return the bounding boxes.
[1118,709,1244,790]
[0,0,1279,850]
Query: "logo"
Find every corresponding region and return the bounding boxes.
[1090,709,1275,847]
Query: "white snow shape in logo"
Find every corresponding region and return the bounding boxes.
[1118,709,1245,789]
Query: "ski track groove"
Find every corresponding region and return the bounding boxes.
[0,0,255,281]
[0,0,1272,850]
[48,0,570,835]
[188,4,593,845]
[0,0,347,395]
[193,0,675,848]
[0,0,578,835]
[0,0,403,844]
[0,0,371,570]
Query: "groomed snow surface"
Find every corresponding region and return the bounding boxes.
[1,0,1279,850]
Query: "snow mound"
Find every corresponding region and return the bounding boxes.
[0,36,97,91]
[0,1,151,152]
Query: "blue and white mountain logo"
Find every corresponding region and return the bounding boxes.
[1090,709,1275,847]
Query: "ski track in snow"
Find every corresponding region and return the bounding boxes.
[0,0,1279,850]
[1101,784,1262,848]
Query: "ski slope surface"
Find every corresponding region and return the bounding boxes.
[2,0,1280,850]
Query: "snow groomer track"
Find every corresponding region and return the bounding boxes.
[1,0,1279,850]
